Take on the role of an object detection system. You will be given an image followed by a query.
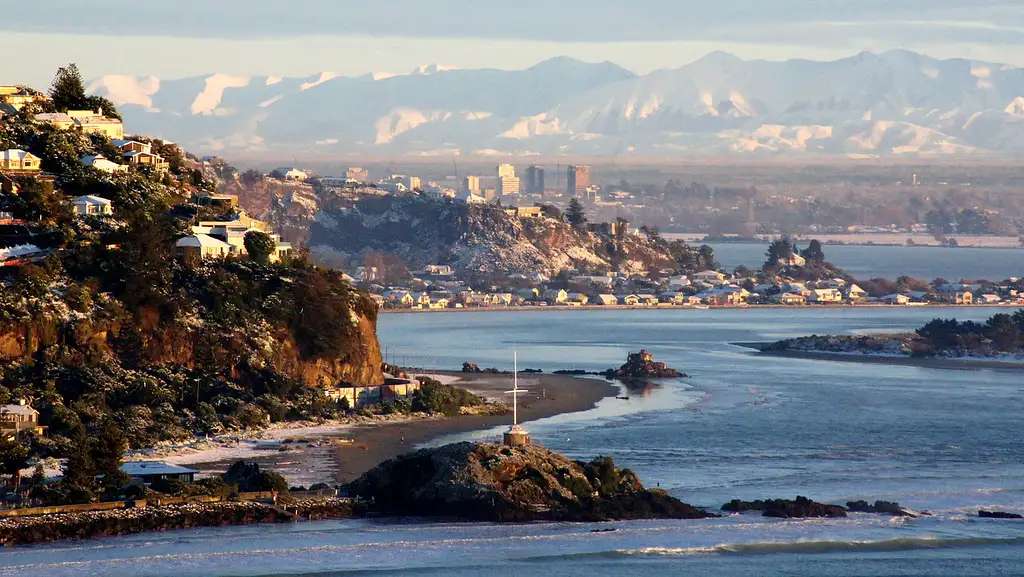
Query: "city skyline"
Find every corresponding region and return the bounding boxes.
[3,1,1022,87]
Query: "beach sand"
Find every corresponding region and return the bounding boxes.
[181,373,617,486]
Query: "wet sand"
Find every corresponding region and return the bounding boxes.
[736,342,1024,371]
[189,373,618,485]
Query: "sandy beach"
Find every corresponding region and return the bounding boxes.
[170,372,617,486]
[736,342,1024,371]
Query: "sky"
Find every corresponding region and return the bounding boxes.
[4,0,1024,86]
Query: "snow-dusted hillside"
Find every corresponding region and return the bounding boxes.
[89,51,1024,157]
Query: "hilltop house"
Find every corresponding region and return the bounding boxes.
[777,253,806,267]
[0,401,45,440]
[275,167,308,181]
[72,195,113,216]
[0,149,41,173]
[34,112,75,130]
[0,86,46,110]
[81,155,128,175]
[192,218,292,262]
[176,234,232,260]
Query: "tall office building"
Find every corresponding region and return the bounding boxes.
[496,163,516,179]
[525,165,545,194]
[463,175,480,194]
[345,167,369,182]
[498,176,520,196]
[567,165,591,196]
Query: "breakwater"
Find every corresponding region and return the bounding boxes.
[0,498,361,546]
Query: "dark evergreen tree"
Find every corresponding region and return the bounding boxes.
[49,63,89,112]
[92,420,129,487]
[566,198,587,226]
[801,239,826,265]
[244,231,276,265]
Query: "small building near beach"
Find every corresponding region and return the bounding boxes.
[121,461,198,485]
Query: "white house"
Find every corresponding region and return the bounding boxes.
[454,191,487,204]
[692,270,726,283]
[668,275,691,289]
[880,294,911,305]
[81,155,127,174]
[72,195,113,216]
[275,167,308,181]
[176,234,232,260]
[809,288,843,304]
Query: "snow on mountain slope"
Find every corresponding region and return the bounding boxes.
[90,51,1024,156]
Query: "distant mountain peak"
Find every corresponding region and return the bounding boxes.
[88,50,1024,157]
[410,64,459,76]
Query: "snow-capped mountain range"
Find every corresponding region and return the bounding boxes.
[88,50,1024,157]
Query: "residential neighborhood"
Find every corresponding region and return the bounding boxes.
[364,265,1024,311]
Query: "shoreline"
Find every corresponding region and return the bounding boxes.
[180,372,618,485]
[380,303,1024,314]
[735,342,1024,371]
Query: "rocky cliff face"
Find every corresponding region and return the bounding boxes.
[231,188,673,277]
[345,442,716,522]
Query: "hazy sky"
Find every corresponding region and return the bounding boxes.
[5,0,1023,86]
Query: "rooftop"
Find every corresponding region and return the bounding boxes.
[121,461,198,476]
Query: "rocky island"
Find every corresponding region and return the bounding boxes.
[605,350,686,380]
[344,441,715,522]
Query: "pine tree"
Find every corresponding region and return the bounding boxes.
[61,428,96,489]
[566,198,587,226]
[49,63,89,112]
[801,239,826,266]
[93,420,129,488]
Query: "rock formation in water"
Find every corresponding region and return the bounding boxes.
[979,510,1024,519]
[606,350,684,380]
[722,497,847,518]
[846,500,918,517]
[345,442,716,522]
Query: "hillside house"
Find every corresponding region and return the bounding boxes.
[0,401,45,440]
[176,234,232,260]
[124,151,169,171]
[692,270,726,283]
[34,112,75,130]
[0,149,41,174]
[113,139,152,154]
[193,219,291,262]
[72,195,113,216]
[0,86,45,110]
[668,275,691,289]
[275,167,308,181]
[777,253,806,267]
[74,115,124,139]
[121,462,197,485]
[81,155,128,175]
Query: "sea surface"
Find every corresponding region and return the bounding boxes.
[4,307,1024,576]
[703,242,1024,280]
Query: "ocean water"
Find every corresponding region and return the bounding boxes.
[704,242,1024,280]
[4,307,1024,576]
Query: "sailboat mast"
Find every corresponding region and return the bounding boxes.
[513,350,518,426]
